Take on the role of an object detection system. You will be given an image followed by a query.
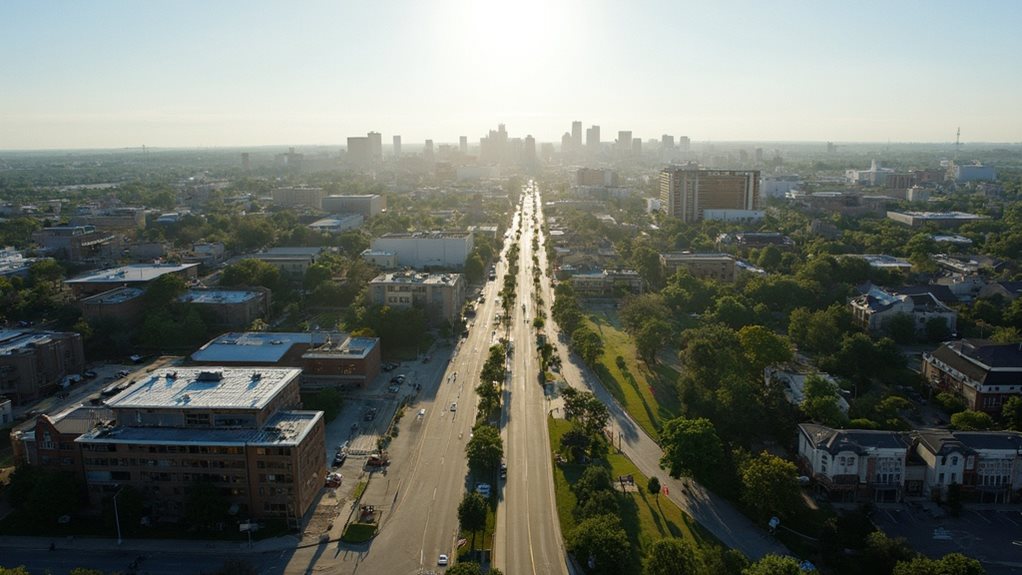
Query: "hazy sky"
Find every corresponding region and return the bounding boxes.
[2,0,1021,149]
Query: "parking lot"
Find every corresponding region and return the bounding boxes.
[872,503,1022,574]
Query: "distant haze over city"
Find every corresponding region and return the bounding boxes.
[2,0,1021,149]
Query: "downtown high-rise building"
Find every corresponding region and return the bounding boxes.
[459,136,468,154]
[571,121,583,149]
[368,131,382,161]
[393,135,402,157]
[659,167,760,223]
[617,130,632,152]
[586,125,600,148]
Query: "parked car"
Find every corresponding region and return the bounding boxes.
[438,554,449,566]
[500,461,507,479]
[450,402,457,412]
[333,452,347,467]
[83,370,98,379]
[325,472,343,488]
[475,483,491,497]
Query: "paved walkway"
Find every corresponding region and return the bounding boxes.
[0,533,303,555]
[552,328,788,560]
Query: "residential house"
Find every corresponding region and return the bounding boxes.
[922,339,1022,414]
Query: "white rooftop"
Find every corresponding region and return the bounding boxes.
[77,410,321,447]
[370,271,462,286]
[0,330,66,355]
[81,287,145,305]
[106,367,301,411]
[178,289,260,305]
[65,263,198,284]
[191,332,311,363]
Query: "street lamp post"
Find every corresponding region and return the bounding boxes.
[113,485,125,545]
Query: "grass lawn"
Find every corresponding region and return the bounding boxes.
[341,522,377,543]
[548,418,717,574]
[584,310,680,440]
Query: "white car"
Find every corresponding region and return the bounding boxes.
[438,554,449,566]
[450,402,457,412]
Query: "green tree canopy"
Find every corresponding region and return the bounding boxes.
[643,537,700,575]
[567,514,632,575]
[659,417,724,481]
[740,452,801,520]
[466,424,503,473]
[950,410,994,431]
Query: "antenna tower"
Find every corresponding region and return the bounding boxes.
[954,127,960,161]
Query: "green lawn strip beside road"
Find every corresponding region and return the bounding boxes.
[548,418,717,574]
[584,312,680,440]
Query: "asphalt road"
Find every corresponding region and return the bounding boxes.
[492,184,570,575]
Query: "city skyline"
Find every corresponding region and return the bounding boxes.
[2,0,1022,149]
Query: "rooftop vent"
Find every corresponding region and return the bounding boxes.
[196,370,224,382]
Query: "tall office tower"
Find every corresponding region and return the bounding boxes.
[424,139,434,160]
[393,135,402,157]
[661,135,675,150]
[617,131,632,152]
[571,121,583,149]
[586,125,601,148]
[479,124,508,164]
[561,132,572,153]
[459,136,468,154]
[678,136,691,152]
[523,135,537,167]
[368,132,383,161]
[659,167,760,223]
[632,138,642,155]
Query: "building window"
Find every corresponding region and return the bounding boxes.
[938,473,945,484]
[950,456,958,466]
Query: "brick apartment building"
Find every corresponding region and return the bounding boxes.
[75,367,325,523]
[0,330,85,404]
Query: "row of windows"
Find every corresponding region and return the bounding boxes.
[260,474,294,484]
[85,457,246,469]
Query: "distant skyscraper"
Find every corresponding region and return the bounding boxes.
[424,139,434,160]
[678,136,691,152]
[459,136,468,154]
[659,167,760,223]
[241,152,250,171]
[661,135,674,150]
[523,135,537,167]
[586,125,601,148]
[368,132,382,161]
[347,136,371,165]
[393,135,402,157]
[617,131,632,152]
[632,138,642,155]
[561,132,572,153]
[479,124,508,164]
[571,121,583,149]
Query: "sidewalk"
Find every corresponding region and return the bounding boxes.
[0,532,302,555]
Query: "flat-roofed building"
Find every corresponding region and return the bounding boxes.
[371,231,473,270]
[270,187,325,209]
[569,269,644,298]
[64,263,200,299]
[360,249,397,269]
[191,331,380,387]
[76,367,325,523]
[843,254,914,270]
[0,330,85,404]
[321,195,385,218]
[248,247,324,276]
[659,252,736,282]
[32,225,119,263]
[660,167,760,223]
[70,207,146,230]
[369,271,465,325]
[177,288,269,329]
[0,247,38,278]
[308,214,364,234]
[80,287,146,324]
[886,211,987,228]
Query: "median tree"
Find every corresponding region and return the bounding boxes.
[659,417,724,482]
[458,492,488,549]
[466,424,503,473]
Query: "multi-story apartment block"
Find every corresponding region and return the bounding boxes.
[371,232,473,270]
[75,367,325,523]
[321,194,385,218]
[368,271,465,325]
[70,207,146,230]
[922,339,1022,415]
[32,225,119,263]
[249,247,324,276]
[11,404,113,479]
[659,252,736,282]
[0,330,85,404]
[850,286,957,335]
[177,288,269,329]
[568,269,644,298]
[659,167,760,223]
[270,187,325,209]
[797,423,911,502]
[80,287,146,325]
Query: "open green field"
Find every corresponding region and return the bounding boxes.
[584,310,681,440]
[548,418,717,574]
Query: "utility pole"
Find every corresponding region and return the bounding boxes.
[113,486,125,545]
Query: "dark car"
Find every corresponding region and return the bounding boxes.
[83,370,98,378]
[333,452,347,467]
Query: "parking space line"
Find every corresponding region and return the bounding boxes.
[885,509,899,524]
[1000,512,1020,527]
[971,510,992,524]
